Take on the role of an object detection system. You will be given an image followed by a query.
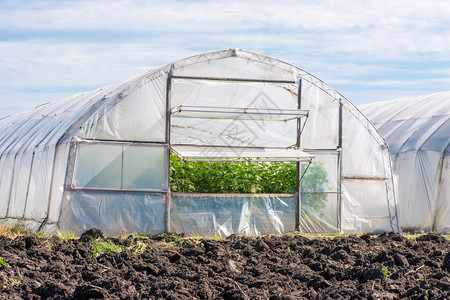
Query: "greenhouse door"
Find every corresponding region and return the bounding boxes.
[165,75,312,235]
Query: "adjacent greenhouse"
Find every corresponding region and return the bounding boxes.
[0,49,399,235]
[360,92,449,233]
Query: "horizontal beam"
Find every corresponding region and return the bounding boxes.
[343,175,387,180]
[171,144,314,163]
[171,75,296,84]
[171,105,309,121]
[171,192,295,198]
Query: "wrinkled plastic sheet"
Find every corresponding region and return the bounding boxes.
[170,193,296,236]
[435,152,449,233]
[59,190,166,236]
[341,179,396,233]
[300,193,339,233]
[360,94,449,233]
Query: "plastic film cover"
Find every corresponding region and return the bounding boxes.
[299,152,340,233]
[300,81,339,150]
[170,78,299,148]
[77,73,166,142]
[434,152,449,233]
[360,93,449,232]
[170,194,295,236]
[341,179,394,233]
[171,49,297,81]
[59,190,166,236]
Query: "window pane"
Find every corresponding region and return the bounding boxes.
[123,145,167,190]
[73,143,122,189]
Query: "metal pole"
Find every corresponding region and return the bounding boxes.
[296,79,302,232]
[338,99,343,233]
[165,66,173,233]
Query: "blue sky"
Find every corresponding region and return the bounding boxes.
[1,0,450,118]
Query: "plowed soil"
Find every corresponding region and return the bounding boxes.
[0,230,449,299]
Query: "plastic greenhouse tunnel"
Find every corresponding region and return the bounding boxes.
[0,49,400,236]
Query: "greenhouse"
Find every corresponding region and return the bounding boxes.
[360,92,449,233]
[0,49,399,236]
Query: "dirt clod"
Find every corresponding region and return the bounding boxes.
[79,228,104,242]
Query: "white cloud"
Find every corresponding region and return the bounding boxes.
[1,0,450,116]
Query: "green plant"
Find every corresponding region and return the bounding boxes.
[170,153,297,194]
[54,229,76,241]
[344,264,351,269]
[170,153,330,216]
[126,241,147,255]
[382,266,390,278]
[286,246,291,252]
[191,234,225,242]
[6,222,36,236]
[0,257,22,286]
[0,258,9,269]
[91,240,123,258]
[134,233,149,238]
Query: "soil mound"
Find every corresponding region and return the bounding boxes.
[79,228,104,242]
[0,232,448,299]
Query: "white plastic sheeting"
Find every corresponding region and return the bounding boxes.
[170,78,300,148]
[299,152,340,233]
[170,193,296,236]
[58,190,166,236]
[0,49,399,235]
[360,92,450,233]
[76,71,167,142]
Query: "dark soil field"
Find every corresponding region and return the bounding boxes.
[0,229,449,299]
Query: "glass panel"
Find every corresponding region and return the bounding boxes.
[123,145,167,190]
[73,143,122,189]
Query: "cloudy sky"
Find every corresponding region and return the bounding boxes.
[1,0,450,118]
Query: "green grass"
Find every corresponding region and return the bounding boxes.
[0,257,22,286]
[54,229,77,241]
[0,258,10,269]
[1,222,449,245]
[126,241,147,255]
[91,240,123,258]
